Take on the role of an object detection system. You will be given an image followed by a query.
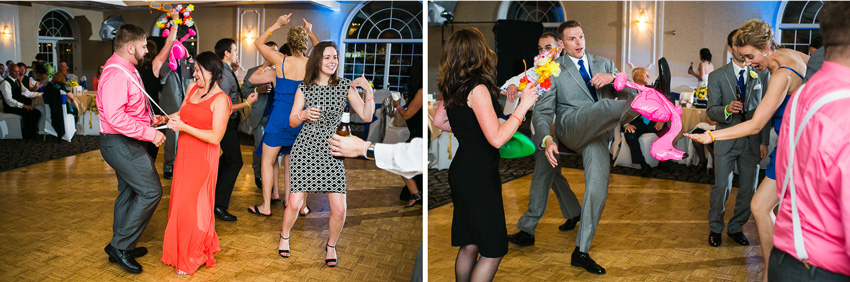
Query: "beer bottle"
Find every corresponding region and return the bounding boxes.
[334,105,351,160]
[736,86,746,116]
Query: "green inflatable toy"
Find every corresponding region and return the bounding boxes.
[499,132,535,159]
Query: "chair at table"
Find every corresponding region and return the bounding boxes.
[0,103,24,139]
[42,92,76,142]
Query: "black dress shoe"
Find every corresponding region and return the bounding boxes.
[104,244,142,274]
[728,232,749,246]
[164,171,173,180]
[708,232,722,247]
[255,177,262,190]
[571,247,605,275]
[108,247,148,262]
[214,207,237,221]
[559,215,581,231]
[507,230,535,246]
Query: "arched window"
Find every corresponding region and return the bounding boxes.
[342,1,423,93]
[498,1,565,31]
[151,14,199,58]
[776,0,822,54]
[38,10,77,73]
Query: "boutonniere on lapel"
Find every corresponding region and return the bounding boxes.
[519,48,561,92]
[749,70,758,79]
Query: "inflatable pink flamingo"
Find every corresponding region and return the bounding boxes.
[162,28,196,71]
[613,72,685,161]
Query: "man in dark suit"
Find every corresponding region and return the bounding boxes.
[534,20,637,275]
[214,38,255,222]
[705,29,771,248]
[241,41,278,189]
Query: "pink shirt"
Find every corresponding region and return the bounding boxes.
[775,61,850,275]
[96,54,156,142]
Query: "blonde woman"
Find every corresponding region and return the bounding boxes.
[686,19,808,279]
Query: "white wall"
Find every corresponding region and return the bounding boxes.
[0,4,22,63]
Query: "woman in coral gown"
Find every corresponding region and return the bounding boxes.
[161,51,255,275]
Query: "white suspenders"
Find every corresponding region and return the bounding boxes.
[779,83,850,268]
[103,64,172,124]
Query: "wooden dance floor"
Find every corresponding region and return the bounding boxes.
[428,168,763,281]
[0,145,422,281]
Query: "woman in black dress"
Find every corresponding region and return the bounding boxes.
[395,57,424,207]
[433,27,538,281]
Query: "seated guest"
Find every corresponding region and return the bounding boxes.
[17,62,41,92]
[58,62,79,83]
[689,117,717,171]
[0,64,41,138]
[623,67,665,171]
[93,65,104,91]
[44,73,71,139]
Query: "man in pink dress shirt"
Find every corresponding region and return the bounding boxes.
[97,24,167,274]
[771,2,850,281]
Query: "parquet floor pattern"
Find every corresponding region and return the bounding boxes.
[428,168,764,281]
[0,145,422,281]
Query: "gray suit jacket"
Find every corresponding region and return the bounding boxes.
[220,63,241,119]
[533,53,623,150]
[240,66,271,129]
[158,58,193,113]
[705,62,771,155]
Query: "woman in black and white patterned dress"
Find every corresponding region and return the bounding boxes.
[279,41,374,267]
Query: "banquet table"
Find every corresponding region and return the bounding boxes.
[677,106,708,142]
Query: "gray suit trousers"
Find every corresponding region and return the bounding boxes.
[709,138,759,234]
[555,99,633,252]
[160,89,183,174]
[516,150,581,235]
[99,134,163,250]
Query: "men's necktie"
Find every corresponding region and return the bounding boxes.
[737,69,747,101]
[578,59,598,102]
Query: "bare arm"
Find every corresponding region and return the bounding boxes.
[433,101,451,132]
[300,18,320,50]
[231,91,258,113]
[710,71,794,141]
[248,67,276,85]
[348,75,374,122]
[289,88,319,127]
[256,14,288,69]
[170,94,230,144]
[471,85,536,148]
[399,89,423,120]
[152,10,179,78]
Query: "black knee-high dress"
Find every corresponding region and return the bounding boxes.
[446,77,507,258]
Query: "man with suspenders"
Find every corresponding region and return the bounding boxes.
[771,2,850,281]
[97,24,167,274]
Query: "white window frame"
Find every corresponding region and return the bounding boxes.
[775,0,822,54]
[340,1,423,91]
[497,1,566,29]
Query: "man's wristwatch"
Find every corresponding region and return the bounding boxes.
[365,143,376,160]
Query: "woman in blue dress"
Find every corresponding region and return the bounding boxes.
[686,19,808,280]
[246,14,317,217]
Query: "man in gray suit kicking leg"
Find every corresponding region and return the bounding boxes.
[534,20,637,275]
[705,29,771,248]
[504,32,582,247]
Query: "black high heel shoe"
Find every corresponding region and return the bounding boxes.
[299,205,311,217]
[325,243,337,267]
[278,235,290,258]
[405,192,422,208]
